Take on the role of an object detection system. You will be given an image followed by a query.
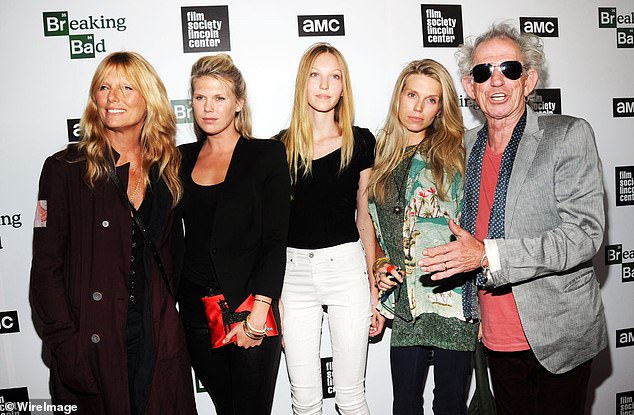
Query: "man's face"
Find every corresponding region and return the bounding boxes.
[462,37,538,124]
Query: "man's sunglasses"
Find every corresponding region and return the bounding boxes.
[470,60,524,83]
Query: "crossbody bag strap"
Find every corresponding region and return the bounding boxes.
[106,164,173,296]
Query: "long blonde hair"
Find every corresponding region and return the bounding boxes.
[78,51,182,206]
[281,43,355,183]
[368,59,464,203]
[190,54,252,141]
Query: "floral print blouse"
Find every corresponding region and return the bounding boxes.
[370,151,478,350]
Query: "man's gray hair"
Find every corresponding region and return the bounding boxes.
[455,22,545,80]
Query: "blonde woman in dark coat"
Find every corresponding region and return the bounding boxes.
[30,52,197,415]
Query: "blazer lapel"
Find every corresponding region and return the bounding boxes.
[182,141,204,181]
[504,107,544,231]
[212,136,248,228]
[222,136,246,187]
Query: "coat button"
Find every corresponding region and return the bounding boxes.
[91,334,101,344]
[211,248,217,255]
[92,292,102,301]
[101,220,109,228]
[308,252,314,258]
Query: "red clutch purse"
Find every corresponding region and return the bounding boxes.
[201,294,279,348]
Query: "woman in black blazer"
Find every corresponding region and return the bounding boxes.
[176,54,290,415]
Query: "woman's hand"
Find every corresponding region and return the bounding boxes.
[374,262,403,293]
[368,262,399,337]
[223,320,264,349]
[369,308,385,337]
[369,279,386,337]
[222,295,272,348]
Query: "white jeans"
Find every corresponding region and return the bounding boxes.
[282,240,372,415]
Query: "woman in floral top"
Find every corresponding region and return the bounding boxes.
[368,59,478,415]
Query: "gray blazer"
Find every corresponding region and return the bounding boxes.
[465,107,608,374]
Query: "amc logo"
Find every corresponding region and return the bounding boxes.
[616,328,634,348]
[0,311,20,334]
[613,98,634,118]
[298,15,345,37]
[67,118,81,142]
[520,17,558,37]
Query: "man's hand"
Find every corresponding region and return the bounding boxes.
[418,219,485,280]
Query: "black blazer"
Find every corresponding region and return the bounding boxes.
[177,137,291,310]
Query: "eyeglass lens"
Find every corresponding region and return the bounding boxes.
[471,60,523,83]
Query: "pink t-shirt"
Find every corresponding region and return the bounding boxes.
[475,144,530,352]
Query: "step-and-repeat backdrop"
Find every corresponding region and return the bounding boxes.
[1,0,632,414]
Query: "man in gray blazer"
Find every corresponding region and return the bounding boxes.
[419,23,607,415]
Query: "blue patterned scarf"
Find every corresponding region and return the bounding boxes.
[460,110,527,321]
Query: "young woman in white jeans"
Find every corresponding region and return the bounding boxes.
[277,42,384,414]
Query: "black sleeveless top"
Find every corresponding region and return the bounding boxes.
[181,174,224,292]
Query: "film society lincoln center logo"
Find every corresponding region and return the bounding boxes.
[421,4,463,47]
[0,387,30,412]
[460,89,561,114]
[615,166,634,207]
[617,390,634,415]
[181,6,230,53]
[42,11,127,59]
[527,89,561,114]
[598,7,634,48]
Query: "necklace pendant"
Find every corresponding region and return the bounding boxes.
[392,206,402,215]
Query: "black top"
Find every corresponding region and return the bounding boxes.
[181,175,223,291]
[287,126,375,249]
[128,190,152,319]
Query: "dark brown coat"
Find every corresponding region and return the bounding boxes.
[30,146,197,414]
